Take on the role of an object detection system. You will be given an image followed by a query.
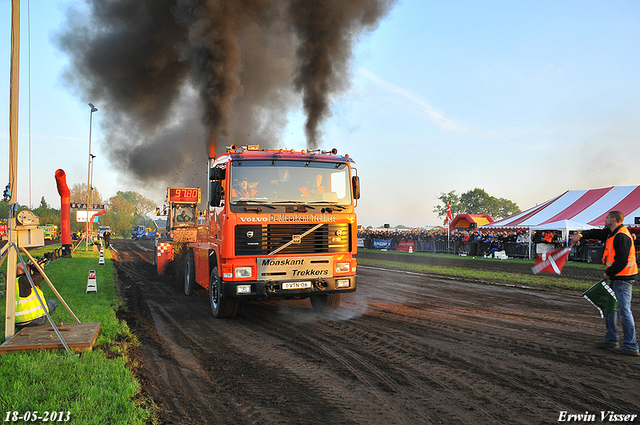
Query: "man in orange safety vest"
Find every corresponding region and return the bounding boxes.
[573,211,638,356]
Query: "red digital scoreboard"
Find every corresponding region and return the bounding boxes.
[167,187,201,204]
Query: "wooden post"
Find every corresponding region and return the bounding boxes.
[5,0,20,340]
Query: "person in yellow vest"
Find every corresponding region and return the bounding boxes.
[572,211,639,356]
[15,262,57,329]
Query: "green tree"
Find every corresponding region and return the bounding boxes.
[99,210,131,237]
[434,188,521,222]
[70,183,103,206]
[109,192,136,216]
[460,188,494,214]
[0,201,8,222]
[69,183,105,232]
[495,197,521,219]
[0,202,47,223]
[32,204,60,227]
[111,191,156,216]
[39,196,48,209]
[103,191,158,236]
[433,190,463,224]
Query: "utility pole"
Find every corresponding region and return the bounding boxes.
[5,0,20,339]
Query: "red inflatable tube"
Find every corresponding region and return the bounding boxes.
[55,169,72,257]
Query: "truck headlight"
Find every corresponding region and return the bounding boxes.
[235,266,252,278]
[335,262,350,273]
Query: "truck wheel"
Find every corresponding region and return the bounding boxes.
[184,250,196,296]
[210,267,239,318]
[310,293,341,313]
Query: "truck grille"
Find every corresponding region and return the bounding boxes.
[235,223,351,256]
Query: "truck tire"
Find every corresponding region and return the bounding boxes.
[310,293,341,313]
[184,250,196,296]
[210,267,239,318]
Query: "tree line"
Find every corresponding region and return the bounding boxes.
[433,188,521,224]
[0,184,157,237]
[3,186,522,233]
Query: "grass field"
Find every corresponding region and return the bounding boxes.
[358,256,595,291]
[0,243,151,425]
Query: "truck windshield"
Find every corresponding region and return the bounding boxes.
[230,160,352,206]
[172,206,196,226]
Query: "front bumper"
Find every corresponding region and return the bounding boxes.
[220,276,357,300]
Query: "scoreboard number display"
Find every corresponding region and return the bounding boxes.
[167,187,201,204]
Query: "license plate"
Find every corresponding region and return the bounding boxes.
[282,281,312,290]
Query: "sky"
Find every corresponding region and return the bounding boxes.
[1,0,639,228]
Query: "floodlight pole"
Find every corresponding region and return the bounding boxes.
[85,103,97,251]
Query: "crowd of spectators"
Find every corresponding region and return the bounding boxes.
[357,228,587,259]
[358,226,640,264]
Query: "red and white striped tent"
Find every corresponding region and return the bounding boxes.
[482,186,640,229]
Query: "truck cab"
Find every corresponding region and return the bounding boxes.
[185,145,360,318]
[131,225,145,239]
[39,224,58,240]
[131,225,156,240]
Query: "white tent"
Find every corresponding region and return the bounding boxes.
[483,186,640,229]
[531,219,598,245]
[531,219,597,233]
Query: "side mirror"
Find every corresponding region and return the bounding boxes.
[352,176,360,200]
[210,167,225,181]
[209,181,222,207]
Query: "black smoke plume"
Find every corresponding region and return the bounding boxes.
[56,0,395,192]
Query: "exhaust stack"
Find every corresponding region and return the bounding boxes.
[208,138,216,159]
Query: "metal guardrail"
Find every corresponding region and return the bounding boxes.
[359,236,608,263]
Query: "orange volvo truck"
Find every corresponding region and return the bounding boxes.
[185,144,360,318]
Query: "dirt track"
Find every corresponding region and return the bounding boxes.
[111,240,640,425]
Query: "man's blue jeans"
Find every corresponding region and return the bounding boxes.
[605,280,638,351]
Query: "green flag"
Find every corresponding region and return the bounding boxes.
[582,280,618,318]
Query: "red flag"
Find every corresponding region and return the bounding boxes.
[532,247,571,275]
[446,203,452,223]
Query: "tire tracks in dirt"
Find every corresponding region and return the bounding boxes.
[112,241,640,424]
